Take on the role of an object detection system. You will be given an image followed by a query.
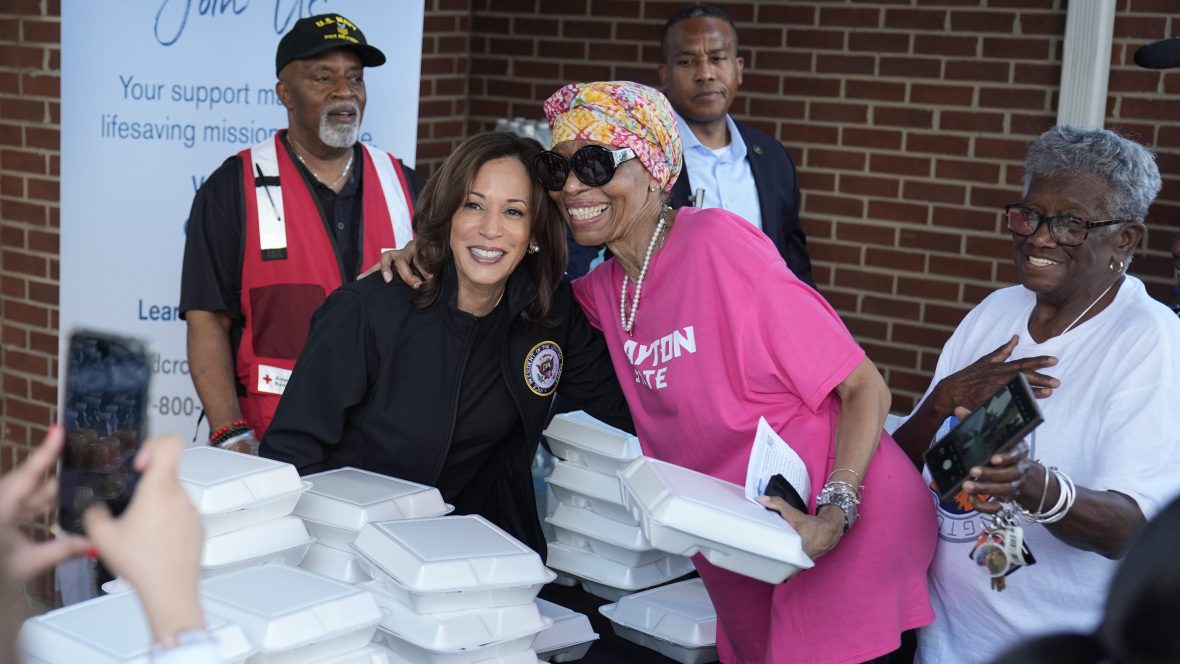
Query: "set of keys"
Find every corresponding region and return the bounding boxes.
[969,509,1037,591]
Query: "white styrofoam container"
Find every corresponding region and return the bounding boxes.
[352,516,556,613]
[296,467,451,529]
[377,629,537,664]
[18,590,255,664]
[618,457,814,584]
[544,541,694,591]
[202,515,313,570]
[546,502,651,550]
[545,461,638,525]
[302,519,362,552]
[532,599,598,663]
[313,643,395,663]
[377,642,541,664]
[300,541,372,583]
[551,527,672,567]
[362,581,551,652]
[578,580,632,602]
[542,411,641,473]
[598,579,718,664]
[199,565,384,663]
[178,446,310,536]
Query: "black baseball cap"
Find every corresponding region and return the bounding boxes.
[275,14,386,77]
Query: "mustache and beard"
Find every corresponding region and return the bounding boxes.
[319,101,361,148]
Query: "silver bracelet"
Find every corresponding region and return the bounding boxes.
[816,482,860,532]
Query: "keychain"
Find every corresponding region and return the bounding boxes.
[969,508,1036,591]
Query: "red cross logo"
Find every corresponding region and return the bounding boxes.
[263,374,272,384]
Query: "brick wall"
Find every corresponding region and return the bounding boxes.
[3,0,1180,605]
[458,0,1180,411]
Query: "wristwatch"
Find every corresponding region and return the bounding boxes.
[816,485,859,532]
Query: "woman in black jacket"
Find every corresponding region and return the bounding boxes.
[260,132,631,555]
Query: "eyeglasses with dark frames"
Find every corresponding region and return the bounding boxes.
[1004,204,1128,247]
[534,146,638,191]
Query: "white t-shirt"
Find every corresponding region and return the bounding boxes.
[914,276,1180,664]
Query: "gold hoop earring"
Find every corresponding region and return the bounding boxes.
[1109,256,1125,273]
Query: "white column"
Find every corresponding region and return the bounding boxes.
[1056,0,1116,129]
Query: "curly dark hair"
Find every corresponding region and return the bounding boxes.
[411,132,568,324]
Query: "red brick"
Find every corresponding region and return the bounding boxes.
[909,83,974,107]
[849,31,910,53]
[1014,63,1059,86]
[840,174,900,198]
[6,398,50,425]
[869,200,930,225]
[815,54,875,76]
[1114,15,1167,39]
[978,87,1046,111]
[807,148,866,170]
[863,293,922,317]
[949,10,1014,34]
[982,37,1052,61]
[21,19,59,43]
[884,9,946,31]
[589,42,637,61]
[512,59,557,78]
[1009,113,1055,137]
[939,110,1005,133]
[843,127,902,150]
[899,276,960,302]
[0,276,24,298]
[561,20,612,40]
[834,268,895,295]
[1,297,48,327]
[903,181,966,205]
[760,4,816,25]
[923,303,975,327]
[20,73,58,98]
[837,221,897,246]
[929,254,995,281]
[971,186,1018,210]
[2,200,47,226]
[965,235,1013,260]
[590,0,644,17]
[879,57,942,79]
[782,75,840,98]
[27,280,57,306]
[786,29,844,51]
[0,99,46,123]
[1120,97,1175,121]
[806,102,868,124]
[914,35,978,57]
[818,7,881,28]
[862,342,919,370]
[871,154,932,177]
[874,106,934,129]
[25,178,57,202]
[844,314,890,340]
[785,124,839,145]
[1021,12,1066,36]
[807,193,865,218]
[808,239,862,264]
[935,159,1002,184]
[804,171,837,192]
[755,51,812,72]
[743,72,782,95]
[748,97,806,119]
[945,60,1011,82]
[0,45,42,68]
[3,375,29,400]
[845,80,906,102]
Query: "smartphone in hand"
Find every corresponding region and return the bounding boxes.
[57,330,152,535]
[925,374,1044,502]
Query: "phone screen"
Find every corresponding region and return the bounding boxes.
[925,374,1044,501]
[57,330,152,535]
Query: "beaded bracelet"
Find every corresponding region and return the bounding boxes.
[208,419,249,445]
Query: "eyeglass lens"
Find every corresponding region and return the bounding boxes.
[536,146,618,191]
[1007,207,1087,245]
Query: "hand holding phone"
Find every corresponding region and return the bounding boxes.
[925,374,1044,501]
[57,330,152,535]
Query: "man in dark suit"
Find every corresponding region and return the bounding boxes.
[659,3,813,287]
[564,3,814,287]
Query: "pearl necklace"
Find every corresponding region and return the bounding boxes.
[295,148,354,189]
[620,207,670,335]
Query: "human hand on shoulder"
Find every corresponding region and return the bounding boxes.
[356,240,431,287]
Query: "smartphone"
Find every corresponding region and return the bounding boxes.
[925,374,1044,502]
[57,330,152,535]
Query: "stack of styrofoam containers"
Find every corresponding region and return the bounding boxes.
[295,467,452,583]
[542,412,694,600]
[599,579,718,664]
[618,456,814,584]
[177,447,315,575]
[199,564,389,662]
[352,514,557,663]
[532,598,599,663]
[19,590,256,664]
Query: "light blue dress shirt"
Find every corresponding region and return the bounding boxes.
[675,111,763,231]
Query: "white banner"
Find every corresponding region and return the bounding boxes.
[60,0,423,442]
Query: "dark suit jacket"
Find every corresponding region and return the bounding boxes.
[564,120,814,288]
[668,120,814,288]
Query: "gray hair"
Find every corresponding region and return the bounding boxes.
[1022,126,1161,224]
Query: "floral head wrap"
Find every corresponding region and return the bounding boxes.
[543,81,682,193]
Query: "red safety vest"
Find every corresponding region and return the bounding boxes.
[236,130,414,435]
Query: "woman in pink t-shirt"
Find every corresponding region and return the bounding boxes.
[535,81,935,664]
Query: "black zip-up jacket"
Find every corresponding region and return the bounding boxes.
[261,259,633,555]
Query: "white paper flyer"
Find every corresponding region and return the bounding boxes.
[745,416,811,507]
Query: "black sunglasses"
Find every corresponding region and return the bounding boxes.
[534,146,637,191]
